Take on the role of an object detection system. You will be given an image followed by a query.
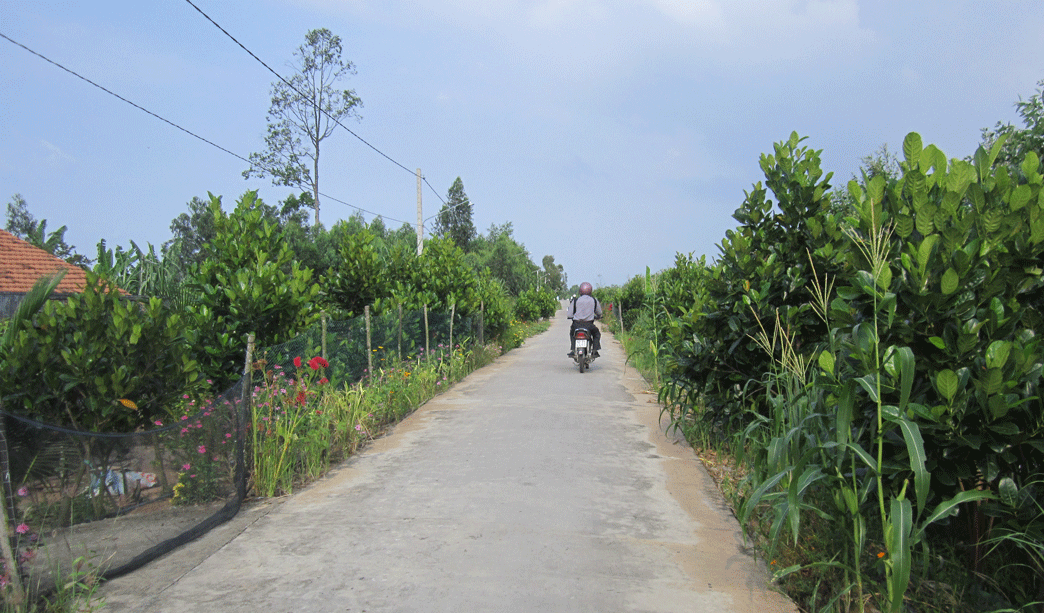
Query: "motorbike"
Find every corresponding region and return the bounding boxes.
[571,326,597,373]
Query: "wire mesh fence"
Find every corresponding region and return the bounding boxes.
[0,304,481,600]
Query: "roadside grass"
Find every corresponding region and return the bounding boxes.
[606,314,1034,613]
[247,317,553,499]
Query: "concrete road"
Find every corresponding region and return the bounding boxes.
[97,309,797,612]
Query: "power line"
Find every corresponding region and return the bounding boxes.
[0,31,250,166]
[183,0,450,209]
[0,32,411,226]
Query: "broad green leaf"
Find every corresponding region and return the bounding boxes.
[903,132,923,168]
[998,477,1018,508]
[988,421,1020,436]
[989,395,1010,420]
[818,350,835,375]
[936,369,959,401]
[985,340,1012,369]
[875,264,893,291]
[915,211,935,236]
[917,234,940,274]
[981,367,1004,395]
[895,214,914,238]
[907,171,928,211]
[940,268,959,295]
[968,183,986,211]
[927,336,946,350]
[987,132,1010,170]
[948,160,976,197]
[1021,151,1041,185]
[1010,184,1033,211]
[868,175,886,204]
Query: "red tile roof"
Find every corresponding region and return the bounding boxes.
[0,228,90,294]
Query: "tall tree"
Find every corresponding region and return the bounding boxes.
[164,195,216,273]
[433,177,476,250]
[243,28,362,225]
[541,254,566,294]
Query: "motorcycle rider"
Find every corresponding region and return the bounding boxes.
[567,282,602,358]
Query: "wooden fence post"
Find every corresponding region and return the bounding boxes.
[0,409,25,607]
[365,306,373,375]
[398,303,403,362]
[321,311,328,361]
[424,304,430,360]
[236,334,254,502]
[449,302,455,354]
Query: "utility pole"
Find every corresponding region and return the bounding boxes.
[416,168,423,256]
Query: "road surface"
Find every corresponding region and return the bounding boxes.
[97,309,797,612]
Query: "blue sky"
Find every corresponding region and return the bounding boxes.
[2,1,1042,287]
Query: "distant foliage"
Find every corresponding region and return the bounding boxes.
[514,287,557,321]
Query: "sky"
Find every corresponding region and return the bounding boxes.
[1,1,1042,288]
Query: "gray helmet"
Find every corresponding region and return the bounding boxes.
[579,282,593,295]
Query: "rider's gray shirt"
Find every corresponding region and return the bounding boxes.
[567,295,602,321]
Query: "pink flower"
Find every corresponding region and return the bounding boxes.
[181,428,189,434]
[197,445,206,454]
[183,463,191,470]
[225,433,232,438]
[293,356,303,368]
[154,420,163,426]
[181,415,189,421]
[17,487,28,497]
[15,523,29,535]
[354,424,363,431]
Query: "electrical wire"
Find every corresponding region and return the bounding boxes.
[183,0,450,210]
[0,31,250,166]
[0,32,410,225]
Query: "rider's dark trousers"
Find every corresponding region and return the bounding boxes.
[569,320,601,352]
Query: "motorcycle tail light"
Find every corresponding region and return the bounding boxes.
[575,331,587,339]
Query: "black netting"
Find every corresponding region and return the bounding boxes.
[0,305,484,598]
[0,375,246,593]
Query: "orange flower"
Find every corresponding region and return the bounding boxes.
[877,552,885,559]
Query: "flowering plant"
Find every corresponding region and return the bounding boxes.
[250,355,331,497]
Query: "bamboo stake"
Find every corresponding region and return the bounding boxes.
[365,306,373,375]
[0,415,25,609]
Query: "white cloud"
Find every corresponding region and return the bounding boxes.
[651,0,725,31]
[40,140,75,166]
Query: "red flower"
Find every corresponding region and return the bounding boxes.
[295,391,307,405]
[319,377,329,385]
[293,356,302,368]
[308,356,329,370]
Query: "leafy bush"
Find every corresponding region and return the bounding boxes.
[186,191,320,388]
[647,131,1044,611]
[0,272,204,432]
[514,288,557,321]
